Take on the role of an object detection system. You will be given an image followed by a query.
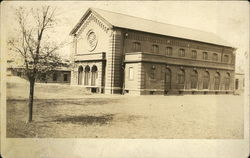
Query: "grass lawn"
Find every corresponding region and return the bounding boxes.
[7,77,244,138]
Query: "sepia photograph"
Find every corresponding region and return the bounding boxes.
[1,1,249,158]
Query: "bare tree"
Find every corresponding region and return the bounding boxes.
[8,6,63,123]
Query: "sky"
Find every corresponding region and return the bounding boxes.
[2,1,249,72]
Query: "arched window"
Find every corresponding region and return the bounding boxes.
[214,72,220,90]
[133,42,141,52]
[166,47,172,56]
[225,73,230,90]
[203,52,208,60]
[177,69,185,84]
[213,53,218,61]
[151,44,159,53]
[91,65,98,86]
[165,68,171,90]
[178,49,185,57]
[78,66,83,85]
[203,71,210,89]
[84,65,90,85]
[223,55,229,63]
[191,50,197,59]
[190,70,198,89]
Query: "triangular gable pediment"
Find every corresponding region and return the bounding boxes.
[70,8,113,36]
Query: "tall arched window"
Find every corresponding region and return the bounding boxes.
[150,65,156,79]
[78,66,83,85]
[214,72,220,90]
[177,69,185,84]
[225,73,230,90]
[165,68,171,90]
[84,65,90,85]
[91,65,98,86]
[203,71,210,89]
[190,70,198,89]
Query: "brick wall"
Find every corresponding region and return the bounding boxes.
[123,29,235,95]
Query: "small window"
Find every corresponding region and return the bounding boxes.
[166,47,172,56]
[203,52,208,60]
[53,73,57,81]
[63,74,68,81]
[223,55,229,63]
[151,44,159,53]
[128,67,134,80]
[133,42,141,52]
[213,53,218,61]
[191,50,197,59]
[150,65,156,79]
[178,49,185,57]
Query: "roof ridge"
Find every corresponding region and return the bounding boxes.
[91,7,217,36]
[70,7,233,47]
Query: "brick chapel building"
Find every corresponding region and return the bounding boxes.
[69,8,236,95]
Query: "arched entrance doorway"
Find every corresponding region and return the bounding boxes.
[91,65,98,86]
[84,65,90,85]
[78,66,83,85]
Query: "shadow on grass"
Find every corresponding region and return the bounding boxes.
[52,114,114,126]
[7,98,119,108]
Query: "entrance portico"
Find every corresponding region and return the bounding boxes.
[71,52,106,93]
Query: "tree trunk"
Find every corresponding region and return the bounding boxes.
[27,79,35,123]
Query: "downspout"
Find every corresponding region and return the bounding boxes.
[121,31,128,95]
[73,34,77,85]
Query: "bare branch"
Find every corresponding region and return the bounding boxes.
[8,5,63,81]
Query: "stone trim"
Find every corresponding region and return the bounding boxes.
[76,13,109,38]
[125,52,234,66]
[126,31,233,52]
[125,60,235,71]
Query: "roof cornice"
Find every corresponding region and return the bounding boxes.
[69,8,113,36]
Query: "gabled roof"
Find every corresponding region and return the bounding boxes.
[70,8,233,48]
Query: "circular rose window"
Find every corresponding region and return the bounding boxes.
[86,31,98,51]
